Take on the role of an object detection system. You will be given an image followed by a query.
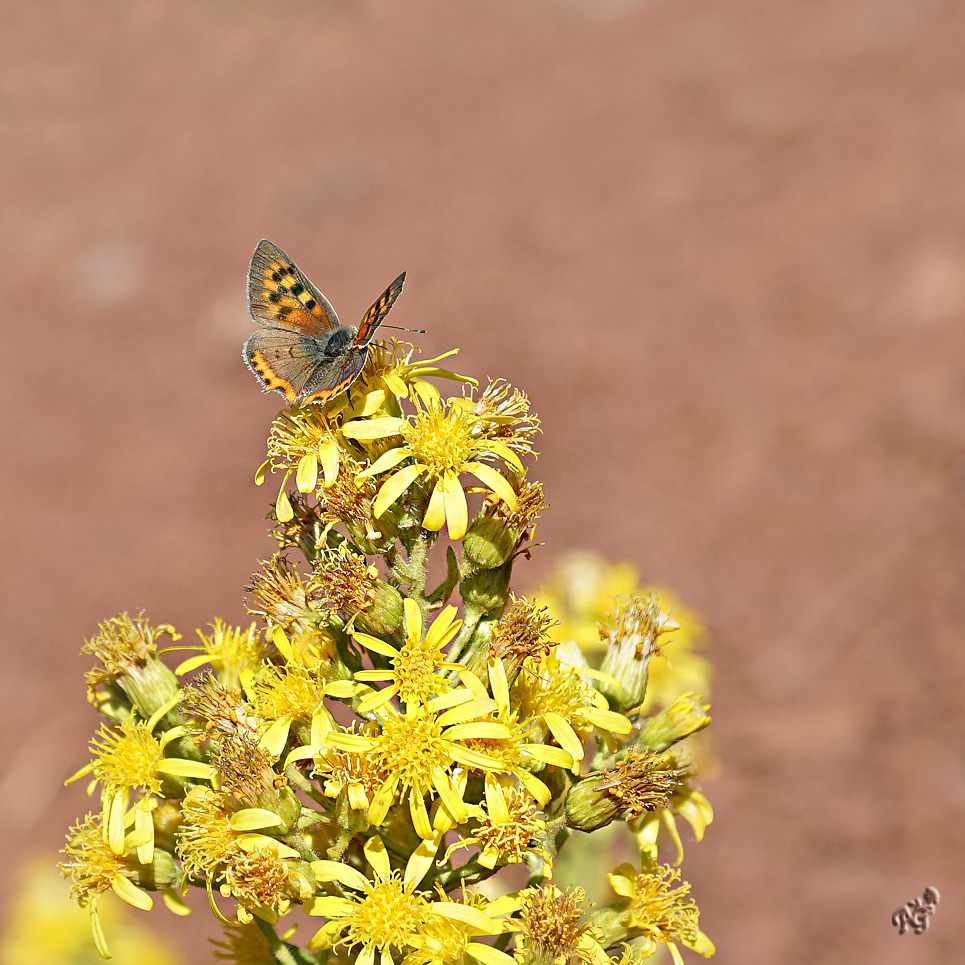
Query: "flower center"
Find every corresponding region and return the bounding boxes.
[348,874,427,951]
[395,639,439,704]
[404,402,475,475]
[376,712,446,789]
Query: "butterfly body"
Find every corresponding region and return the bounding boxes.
[244,239,406,405]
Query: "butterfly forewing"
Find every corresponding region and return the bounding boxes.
[354,271,406,345]
[248,240,340,336]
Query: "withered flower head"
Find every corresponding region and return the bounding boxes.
[565,750,681,832]
[246,555,320,633]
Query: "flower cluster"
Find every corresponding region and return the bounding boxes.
[62,338,714,964]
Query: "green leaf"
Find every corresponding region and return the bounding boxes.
[427,546,461,606]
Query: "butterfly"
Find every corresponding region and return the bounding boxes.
[243,239,415,405]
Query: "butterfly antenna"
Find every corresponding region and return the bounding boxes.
[381,324,427,334]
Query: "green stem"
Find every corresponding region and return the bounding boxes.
[253,916,316,965]
[431,854,491,892]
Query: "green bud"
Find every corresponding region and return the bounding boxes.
[565,751,678,832]
[462,512,519,569]
[564,774,624,833]
[460,559,513,621]
[130,847,180,892]
[355,580,404,637]
[636,693,711,753]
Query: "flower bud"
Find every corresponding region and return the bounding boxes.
[130,846,180,892]
[635,693,711,753]
[565,751,679,832]
[598,596,679,711]
[82,614,182,723]
[354,580,404,637]
[460,558,514,621]
[462,512,519,569]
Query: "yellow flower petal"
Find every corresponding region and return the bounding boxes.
[229,809,283,831]
[357,445,413,479]
[444,722,510,741]
[106,789,128,856]
[162,889,191,916]
[373,463,425,518]
[432,769,469,825]
[310,860,369,892]
[296,452,318,493]
[353,632,400,658]
[523,743,574,769]
[429,902,495,932]
[403,596,423,643]
[254,459,270,486]
[542,711,586,765]
[155,759,218,781]
[259,717,292,758]
[112,874,153,911]
[484,775,510,824]
[467,943,517,965]
[384,372,409,397]
[342,416,406,441]
[90,903,112,960]
[422,478,447,531]
[410,791,433,840]
[357,685,398,715]
[405,830,442,888]
[305,896,356,918]
[364,834,391,880]
[367,776,399,826]
[441,470,468,539]
[466,462,517,511]
[276,486,293,523]
[483,439,524,473]
[585,707,633,736]
[318,438,340,487]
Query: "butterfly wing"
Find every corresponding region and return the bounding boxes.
[248,240,340,336]
[300,348,369,405]
[243,328,322,404]
[354,271,406,346]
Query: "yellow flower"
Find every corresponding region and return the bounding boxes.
[348,339,478,416]
[324,688,512,840]
[352,598,464,712]
[345,395,523,540]
[307,837,509,965]
[510,884,606,965]
[255,407,351,524]
[510,650,632,761]
[533,554,712,710]
[607,863,715,965]
[630,748,714,867]
[60,812,172,960]
[66,696,216,864]
[176,787,301,922]
[172,620,266,691]
[448,787,550,872]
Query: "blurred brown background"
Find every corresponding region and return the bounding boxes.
[2,0,965,961]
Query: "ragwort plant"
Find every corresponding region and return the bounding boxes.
[62,303,716,965]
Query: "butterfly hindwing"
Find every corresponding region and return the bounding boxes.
[354,271,406,346]
[248,240,340,336]
[301,349,369,405]
[243,328,322,404]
